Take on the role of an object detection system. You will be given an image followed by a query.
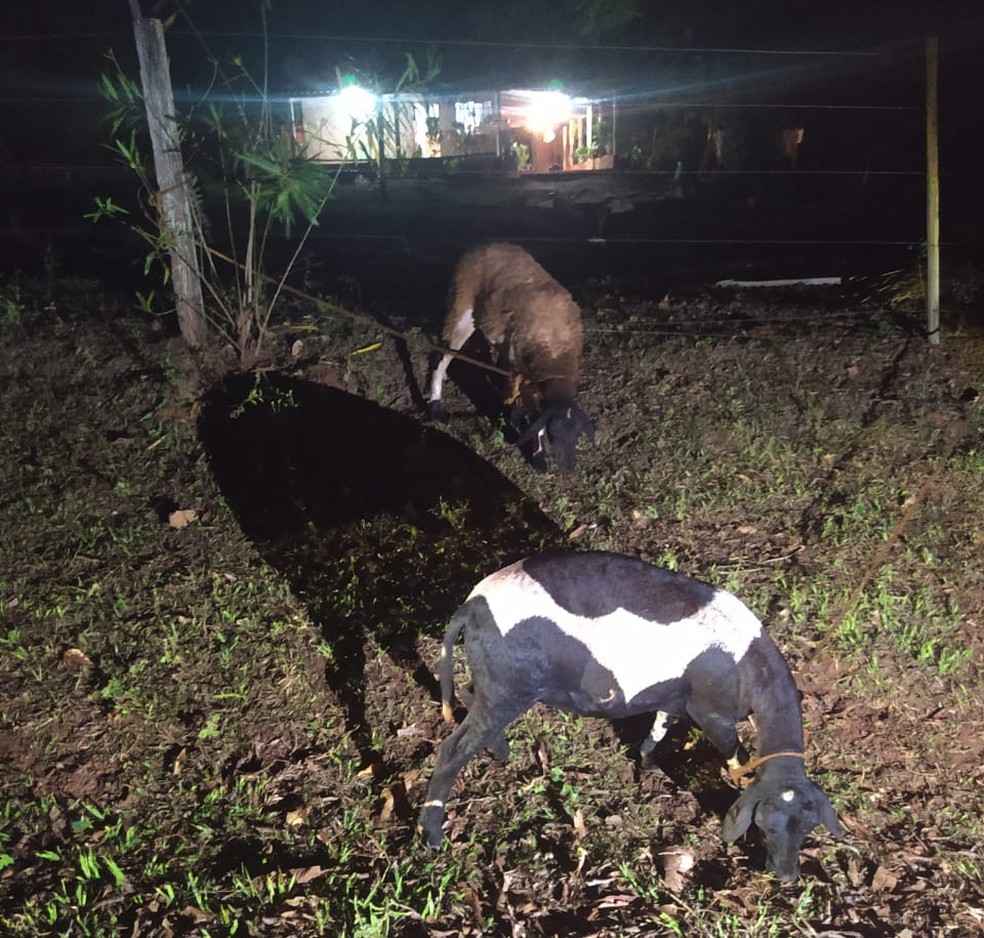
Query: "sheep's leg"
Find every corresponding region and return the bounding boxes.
[418,697,526,848]
[528,429,549,471]
[427,306,476,421]
[688,705,747,770]
[640,710,674,769]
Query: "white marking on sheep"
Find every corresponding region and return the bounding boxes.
[649,711,673,745]
[469,568,761,704]
[428,306,475,403]
[781,790,796,802]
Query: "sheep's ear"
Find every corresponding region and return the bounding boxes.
[573,406,595,443]
[817,793,845,840]
[721,790,756,842]
[802,778,844,840]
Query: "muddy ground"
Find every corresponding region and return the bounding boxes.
[1,267,983,937]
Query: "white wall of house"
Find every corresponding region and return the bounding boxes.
[294,91,428,162]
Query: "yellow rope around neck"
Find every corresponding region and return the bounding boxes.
[503,374,524,406]
[728,751,805,786]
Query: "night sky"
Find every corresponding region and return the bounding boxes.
[4,0,981,100]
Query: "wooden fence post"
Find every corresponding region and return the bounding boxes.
[925,36,941,345]
[128,0,208,347]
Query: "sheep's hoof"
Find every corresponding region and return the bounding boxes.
[426,401,448,422]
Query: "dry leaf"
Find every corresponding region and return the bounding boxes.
[285,806,309,827]
[572,808,587,839]
[171,747,187,776]
[379,787,396,824]
[290,339,304,359]
[592,894,637,910]
[871,865,899,892]
[168,509,197,529]
[660,847,695,893]
[63,647,94,670]
[289,865,325,885]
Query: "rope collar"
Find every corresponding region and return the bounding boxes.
[728,751,805,786]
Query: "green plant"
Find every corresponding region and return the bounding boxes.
[92,23,337,367]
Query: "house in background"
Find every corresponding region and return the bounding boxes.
[288,86,615,173]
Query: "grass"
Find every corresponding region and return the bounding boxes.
[1,284,983,935]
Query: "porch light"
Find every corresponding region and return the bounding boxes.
[520,90,571,141]
[335,84,377,123]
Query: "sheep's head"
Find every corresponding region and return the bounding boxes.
[517,403,595,473]
[721,778,843,882]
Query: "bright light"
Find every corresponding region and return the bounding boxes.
[519,90,571,140]
[335,84,376,123]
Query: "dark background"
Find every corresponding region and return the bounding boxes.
[2,1,981,305]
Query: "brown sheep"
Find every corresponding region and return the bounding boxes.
[427,243,594,472]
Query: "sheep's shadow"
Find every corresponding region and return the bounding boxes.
[612,715,741,818]
[198,372,560,768]
[607,715,761,883]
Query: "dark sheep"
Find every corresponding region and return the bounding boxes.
[418,551,843,882]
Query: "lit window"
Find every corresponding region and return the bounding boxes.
[454,101,483,134]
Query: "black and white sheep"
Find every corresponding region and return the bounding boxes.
[427,243,594,473]
[418,551,843,882]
